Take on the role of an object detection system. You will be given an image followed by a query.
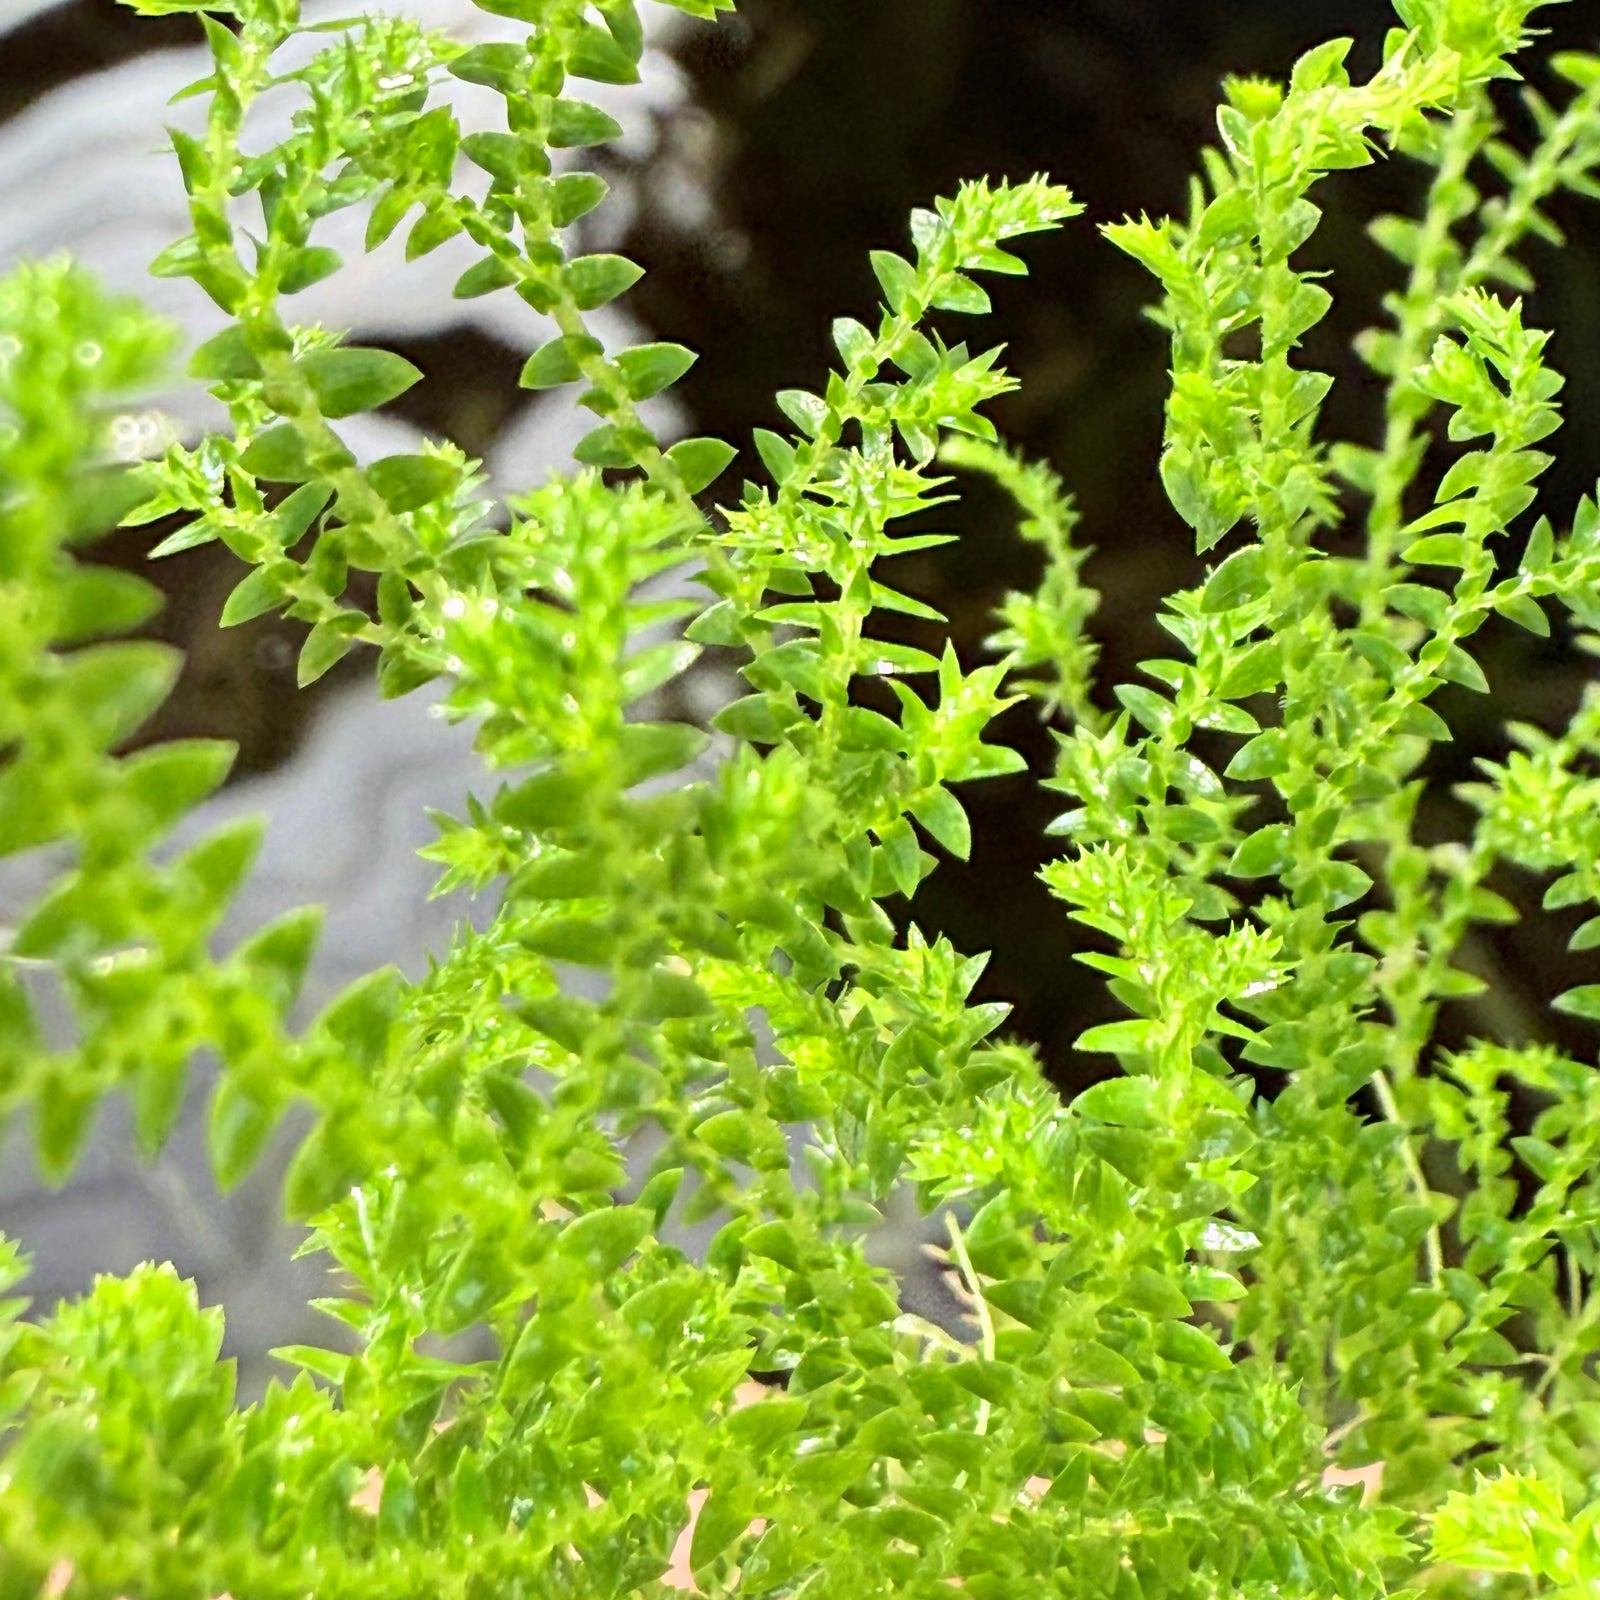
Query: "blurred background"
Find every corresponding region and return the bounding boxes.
[3,0,1599,1370]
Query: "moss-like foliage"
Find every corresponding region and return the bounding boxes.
[4,0,1600,1593]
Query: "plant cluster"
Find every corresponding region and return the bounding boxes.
[4,0,1600,1594]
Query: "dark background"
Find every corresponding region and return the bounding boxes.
[7,0,1600,1090]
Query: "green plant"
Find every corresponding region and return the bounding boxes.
[5,0,1600,1592]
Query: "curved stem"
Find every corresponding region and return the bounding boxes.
[946,1210,994,1438]
[1371,1067,1443,1287]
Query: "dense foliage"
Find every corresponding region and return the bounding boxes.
[4,0,1600,1592]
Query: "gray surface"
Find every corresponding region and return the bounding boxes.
[0,0,688,494]
[0,0,71,36]
[0,685,488,1383]
[0,2,953,1380]
[0,2,697,1380]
